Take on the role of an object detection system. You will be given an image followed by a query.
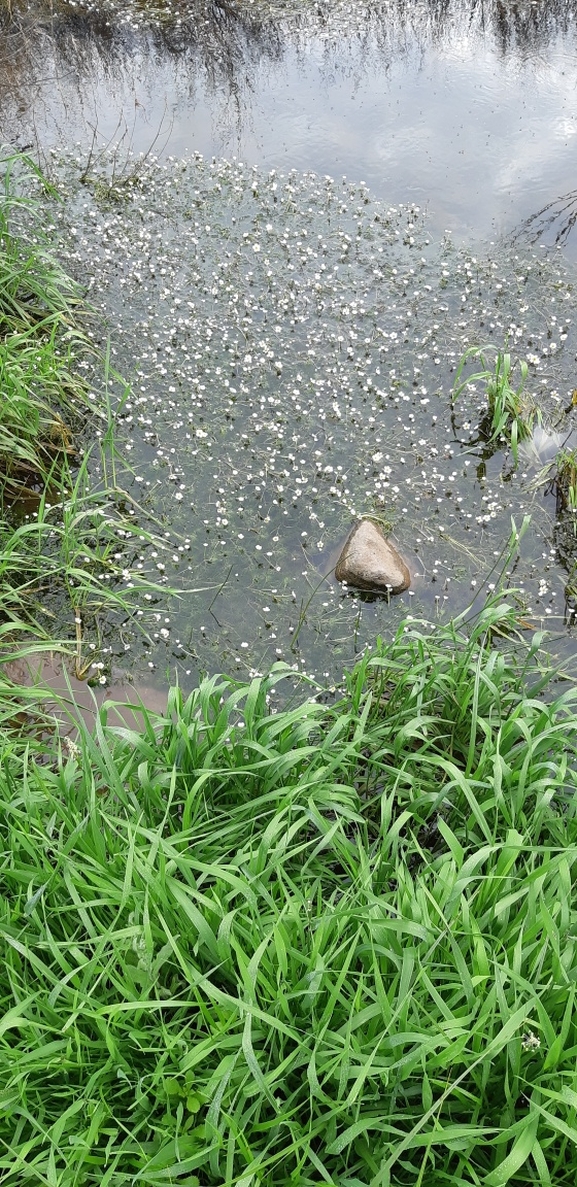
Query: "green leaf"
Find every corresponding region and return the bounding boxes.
[483,1116,539,1186]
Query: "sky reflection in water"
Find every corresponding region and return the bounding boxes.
[2,0,577,249]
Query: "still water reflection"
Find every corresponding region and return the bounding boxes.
[2,0,577,249]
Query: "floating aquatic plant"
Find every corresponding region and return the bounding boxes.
[39,149,577,681]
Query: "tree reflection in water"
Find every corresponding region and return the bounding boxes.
[2,0,577,118]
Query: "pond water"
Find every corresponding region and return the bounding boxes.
[4,0,577,251]
[4,0,577,692]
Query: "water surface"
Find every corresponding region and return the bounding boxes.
[3,0,577,250]
[4,0,577,690]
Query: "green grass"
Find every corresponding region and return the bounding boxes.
[2,598,577,1185]
[0,148,97,497]
[0,146,110,636]
[0,444,179,669]
[453,346,535,464]
[554,448,577,520]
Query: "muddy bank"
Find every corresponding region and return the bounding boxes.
[7,652,168,733]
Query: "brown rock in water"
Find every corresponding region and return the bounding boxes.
[335,520,410,594]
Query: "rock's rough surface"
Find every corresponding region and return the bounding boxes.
[335,521,410,594]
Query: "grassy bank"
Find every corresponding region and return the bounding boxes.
[2,601,577,1185]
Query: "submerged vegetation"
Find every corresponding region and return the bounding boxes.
[3,600,577,1184]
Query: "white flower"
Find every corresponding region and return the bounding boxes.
[521,1032,541,1052]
